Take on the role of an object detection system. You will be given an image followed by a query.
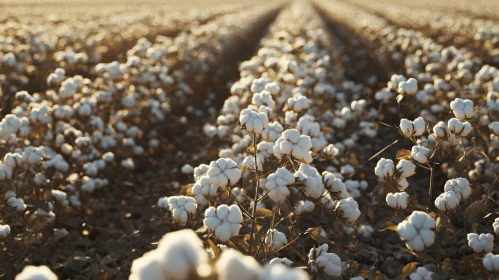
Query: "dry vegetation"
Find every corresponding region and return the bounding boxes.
[0,0,498,279]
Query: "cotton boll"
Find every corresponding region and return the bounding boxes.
[81,176,96,193]
[207,158,241,188]
[0,224,10,238]
[265,168,294,203]
[216,249,261,280]
[239,109,269,135]
[409,267,433,280]
[121,158,135,169]
[398,78,418,95]
[483,253,499,272]
[308,244,342,277]
[397,160,416,178]
[294,164,324,199]
[295,200,315,215]
[357,225,374,238]
[433,121,448,138]
[203,204,242,242]
[493,218,499,235]
[450,98,474,120]
[489,121,499,136]
[398,211,435,251]
[448,118,473,137]
[386,192,409,209]
[411,146,431,164]
[375,158,395,180]
[191,176,219,207]
[262,121,284,142]
[388,74,406,91]
[322,172,349,199]
[181,164,194,174]
[273,129,313,164]
[261,263,309,280]
[443,178,471,201]
[15,265,57,280]
[335,197,360,225]
[467,233,494,253]
[194,164,210,181]
[265,229,287,250]
[130,229,208,280]
[7,197,26,211]
[0,163,13,180]
[434,191,459,212]
[167,196,197,226]
[400,117,425,137]
[287,95,310,113]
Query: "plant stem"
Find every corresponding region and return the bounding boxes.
[428,162,435,212]
[249,133,260,255]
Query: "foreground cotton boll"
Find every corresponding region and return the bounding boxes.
[15,265,57,280]
[335,197,361,225]
[409,267,433,280]
[483,253,499,272]
[443,178,471,201]
[411,146,431,164]
[397,211,435,251]
[130,229,208,280]
[322,172,349,199]
[203,204,242,242]
[448,118,473,137]
[273,129,313,164]
[397,160,416,178]
[467,233,494,253]
[375,158,395,180]
[166,196,197,225]
[295,164,324,199]
[191,176,219,206]
[216,249,261,280]
[308,244,342,277]
[0,224,10,238]
[261,263,309,280]
[239,108,269,135]
[265,167,294,203]
[398,78,418,95]
[265,229,288,250]
[450,98,474,120]
[434,191,459,212]
[207,158,241,188]
[386,192,409,209]
[400,117,425,137]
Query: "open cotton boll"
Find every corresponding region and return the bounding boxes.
[261,263,309,280]
[397,211,435,251]
[7,197,26,211]
[411,146,431,164]
[265,229,287,250]
[216,249,261,280]
[273,129,313,164]
[386,192,409,209]
[0,224,10,238]
[265,168,294,203]
[207,158,241,188]
[443,178,471,201]
[483,253,499,272]
[262,121,284,142]
[130,229,208,280]
[409,267,433,280]
[450,98,473,120]
[489,121,499,135]
[308,244,342,277]
[295,200,315,215]
[398,78,418,95]
[15,265,57,280]
[295,164,324,199]
[167,196,197,226]
[203,204,242,242]
[191,176,219,207]
[194,164,210,181]
[252,90,275,109]
[239,109,268,135]
[433,121,448,138]
[400,117,425,138]
[434,191,459,212]
[375,158,394,180]
[448,118,473,137]
[397,160,416,178]
[357,224,374,238]
[493,218,499,235]
[467,233,494,253]
[322,172,349,199]
[335,197,361,225]
[287,95,310,113]
[388,74,406,91]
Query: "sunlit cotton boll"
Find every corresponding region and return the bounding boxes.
[265,167,294,203]
[203,204,242,242]
[265,229,287,250]
[434,191,459,212]
[400,117,425,138]
[397,160,416,178]
[191,176,219,207]
[295,164,324,199]
[450,98,474,120]
[273,129,313,164]
[216,249,261,280]
[467,233,494,253]
[386,192,409,209]
[167,196,197,226]
[411,146,431,164]
[262,121,284,142]
[322,172,349,199]
[308,244,342,277]
[295,200,315,215]
[129,229,208,280]
[239,109,268,135]
[493,218,499,235]
[15,265,57,280]
[261,263,309,280]
[398,78,418,95]
[397,211,435,251]
[0,224,10,238]
[447,118,473,137]
[287,95,310,113]
[443,178,471,201]
[335,197,361,225]
[357,225,374,238]
[207,158,241,188]
[375,158,395,180]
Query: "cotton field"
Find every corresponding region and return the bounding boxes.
[1,0,498,279]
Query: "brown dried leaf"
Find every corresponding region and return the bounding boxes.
[399,262,419,279]
[255,208,273,220]
[208,239,221,258]
[465,199,487,224]
[396,149,412,160]
[306,227,328,243]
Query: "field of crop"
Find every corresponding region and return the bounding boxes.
[0,0,498,279]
